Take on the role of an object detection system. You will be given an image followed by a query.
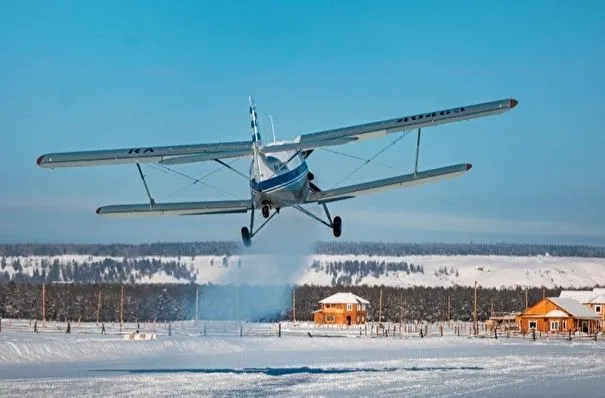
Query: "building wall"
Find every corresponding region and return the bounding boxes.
[313,303,368,325]
[517,316,578,333]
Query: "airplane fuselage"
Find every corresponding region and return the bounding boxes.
[249,142,310,210]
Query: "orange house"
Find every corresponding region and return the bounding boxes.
[516,297,601,334]
[313,292,369,326]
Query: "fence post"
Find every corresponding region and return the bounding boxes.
[278,322,281,338]
[420,328,424,338]
[240,325,243,337]
[532,329,536,341]
[494,328,497,339]
[440,325,443,337]
[203,322,207,337]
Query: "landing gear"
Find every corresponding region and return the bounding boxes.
[240,207,279,247]
[262,205,270,218]
[332,216,342,237]
[241,226,251,247]
[292,203,343,239]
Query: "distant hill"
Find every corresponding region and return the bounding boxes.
[1,242,605,288]
[1,241,604,257]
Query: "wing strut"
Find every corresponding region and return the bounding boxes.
[136,163,156,207]
[414,128,421,177]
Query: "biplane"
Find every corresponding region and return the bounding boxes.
[36,97,517,247]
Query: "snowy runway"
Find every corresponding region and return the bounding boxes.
[1,326,605,397]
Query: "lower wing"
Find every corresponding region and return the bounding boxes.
[96,199,252,217]
[306,163,471,204]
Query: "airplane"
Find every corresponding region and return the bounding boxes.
[36,96,518,247]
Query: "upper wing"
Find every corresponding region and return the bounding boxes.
[36,141,252,168]
[96,199,252,217]
[306,163,471,204]
[264,98,517,154]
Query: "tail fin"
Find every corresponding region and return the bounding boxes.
[249,96,262,144]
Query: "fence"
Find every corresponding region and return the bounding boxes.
[1,318,604,342]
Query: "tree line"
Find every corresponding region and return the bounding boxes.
[1,242,604,258]
[0,282,575,323]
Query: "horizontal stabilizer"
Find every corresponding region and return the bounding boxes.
[307,163,472,204]
[96,199,252,217]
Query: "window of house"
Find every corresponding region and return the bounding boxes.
[326,315,334,322]
[563,320,567,330]
[529,321,537,329]
[550,321,560,331]
[346,304,352,311]
[596,305,601,314]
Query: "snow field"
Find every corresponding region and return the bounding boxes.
[4,254,605,287]
[2,323,605,397]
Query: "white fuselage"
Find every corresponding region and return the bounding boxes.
[249,141,310,209]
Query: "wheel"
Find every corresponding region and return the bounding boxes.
[262,205,270,218]
[308,172,314,181]
[332,216,342,238]
[241,226,252,247]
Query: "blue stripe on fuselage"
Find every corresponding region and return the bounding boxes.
[250,162,308,192]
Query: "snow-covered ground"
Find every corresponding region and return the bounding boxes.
[1,320,605,397]
[4,254,605,288]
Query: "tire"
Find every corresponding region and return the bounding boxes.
[241,226,252,247]
[332,216,342,238]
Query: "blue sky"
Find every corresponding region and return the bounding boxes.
[1,0,604,245]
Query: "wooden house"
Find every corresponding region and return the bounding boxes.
[313,292,369,326]
[516,297,601,334]
[560,288,605,328]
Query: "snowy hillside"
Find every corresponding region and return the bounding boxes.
[3,254,605,288]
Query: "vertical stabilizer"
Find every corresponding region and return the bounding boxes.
[249,96,263,184]
[249,96,262,144]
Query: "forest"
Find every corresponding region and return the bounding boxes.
[1,241,604,258]
[0,282,571,323]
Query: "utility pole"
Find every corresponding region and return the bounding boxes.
[379,288,383,324]
[292,288,296,322]
[542,287,546,300]
[195,285,199,325]
[473,281,478,335]
[42,284,46,327]
[96,289,102,325]
[120,285,124,328]
[525,287,529,309]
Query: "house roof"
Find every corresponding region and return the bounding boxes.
[559,288,605,304]
[319,292,369,305]
[548,297,600,319]
[543,309,568,318]
[588,294,605,304]
[559,290,594,303]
